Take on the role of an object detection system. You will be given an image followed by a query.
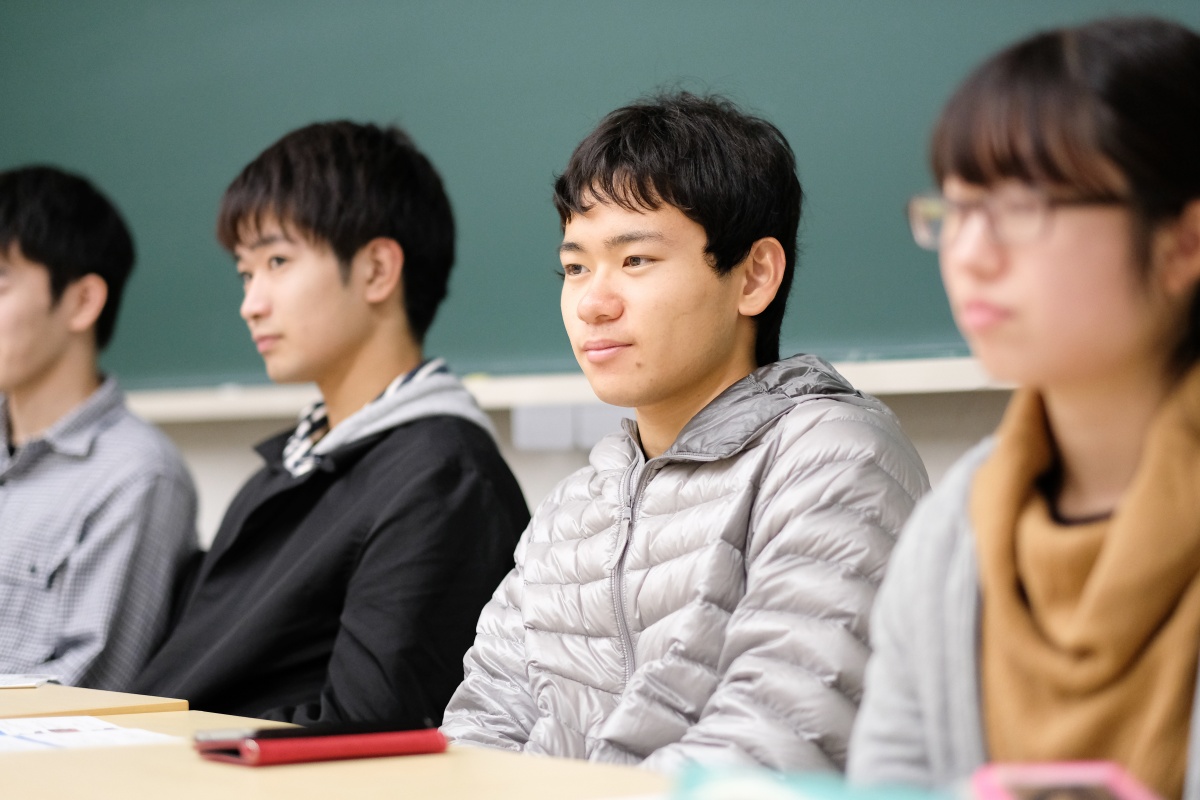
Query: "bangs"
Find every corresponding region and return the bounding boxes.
[216,204,276,253]
[931,30,1124,197]
[216,169,300,253]
[215,147,327,253]
[555,164,672,224]
[553,97,704,225]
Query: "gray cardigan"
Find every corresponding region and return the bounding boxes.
[444,354,929,772]
[847,441,1200,799]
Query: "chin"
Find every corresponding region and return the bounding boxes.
[971,347,1031,387]
[263,362,307,385]
[582,373,641,409]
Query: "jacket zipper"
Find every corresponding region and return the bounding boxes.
[610,458,660,687]
[606,405,788,688]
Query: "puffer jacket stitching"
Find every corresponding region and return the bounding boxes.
[772,436,917,495]
[532,666,621,694]
[737,561,877,607]
[658,648,722,676]
[762,499,897,551]
[465,626,525,654]
[750,421,915,492]
[544,713,593,739]
[784,413,919,465]
[471,706,526,730]
[721,638,858,693]
[595,743,643,762]
[739,685,849,740]
[732,611,873,657]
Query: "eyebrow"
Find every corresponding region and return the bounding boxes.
[238,235,288,250]
[234,233,291,257]
[558,230,669,254]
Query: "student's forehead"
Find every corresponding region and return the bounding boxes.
[233,216,302,254]
[0,239,23,262]
[942,175,1038,199]
[0,241,45,272]
[562,201,690,241]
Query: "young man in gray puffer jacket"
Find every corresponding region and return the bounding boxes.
[441,92,929,773]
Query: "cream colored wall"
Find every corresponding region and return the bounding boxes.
[159,391,1011,548]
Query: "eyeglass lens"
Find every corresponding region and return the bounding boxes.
[909,192,1049,250]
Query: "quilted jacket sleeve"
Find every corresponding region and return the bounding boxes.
[440,528,540,749]
[642,398,929,772]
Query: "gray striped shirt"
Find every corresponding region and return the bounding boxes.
[0,377,198,689]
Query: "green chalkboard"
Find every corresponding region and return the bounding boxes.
[3,1,1197,389]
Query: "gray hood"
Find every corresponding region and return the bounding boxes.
[312,370,494,457]
[637,353,880,460]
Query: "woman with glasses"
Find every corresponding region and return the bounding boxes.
[848,16,1200,799]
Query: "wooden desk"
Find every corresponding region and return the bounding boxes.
[0,684,186,719]
[5,711,670,800]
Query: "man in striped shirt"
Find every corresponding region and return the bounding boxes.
[0,166,198,689]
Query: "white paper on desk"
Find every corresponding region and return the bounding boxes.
[0,716,180,752]
[0,673,57,688]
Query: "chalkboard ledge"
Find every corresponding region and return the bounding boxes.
[124,357,1008,425]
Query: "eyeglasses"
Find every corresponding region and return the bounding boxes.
[906,189,1127,250]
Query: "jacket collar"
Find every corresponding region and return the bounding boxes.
[313,364,493,456]
[623,353,861,462]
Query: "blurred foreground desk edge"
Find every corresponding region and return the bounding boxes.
[0,683,187,718]
[5,710,670,800]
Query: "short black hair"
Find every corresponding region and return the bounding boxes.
[0,166,135,350]
[554,91,803,367]
[932,16,1200,369]
[216,121,455,342]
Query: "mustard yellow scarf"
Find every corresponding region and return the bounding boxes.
[973,368,1200,799]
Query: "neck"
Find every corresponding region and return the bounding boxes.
[6,346,101,447]
[635,354,757,459]
[1042,357,1179,519]
[317,321,424,429]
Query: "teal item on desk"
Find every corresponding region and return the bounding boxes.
[674,767,952,800]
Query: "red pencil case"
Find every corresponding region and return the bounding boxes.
[194,723,447,766]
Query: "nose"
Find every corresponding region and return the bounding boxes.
[941,208,1003,281]
[573,270,623,324]
[239,273,269,322]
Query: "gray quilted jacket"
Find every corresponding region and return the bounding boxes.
[442,354,929,772]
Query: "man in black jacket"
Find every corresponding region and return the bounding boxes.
[133,122,530,726]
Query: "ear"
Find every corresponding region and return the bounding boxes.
[356,237,405,305]
[1156,200,1200,298]
[63,274,108,336]
[737,237,786,317]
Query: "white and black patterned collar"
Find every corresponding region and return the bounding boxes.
[281,358,448,477]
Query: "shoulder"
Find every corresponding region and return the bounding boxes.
[886,438,992,591]
[738,396,928,576]
[357,415,508,477]
[347,416,526,525]
[763,393,929,501]
[92,402,194,491]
